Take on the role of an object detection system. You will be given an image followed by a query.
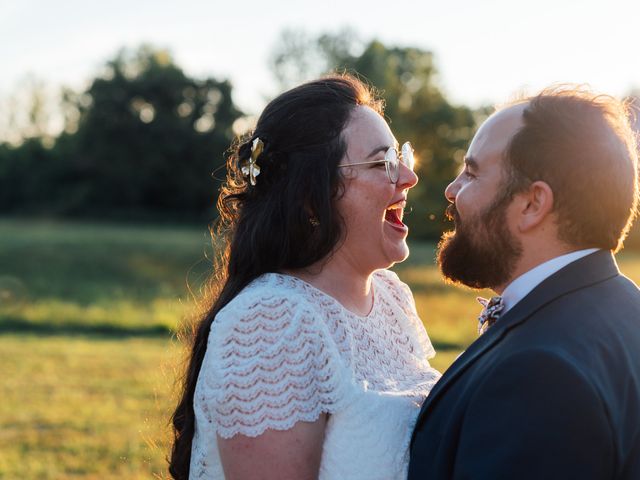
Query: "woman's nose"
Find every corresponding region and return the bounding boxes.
[397,162,418,189]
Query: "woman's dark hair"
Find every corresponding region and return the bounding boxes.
[169,75,382,479]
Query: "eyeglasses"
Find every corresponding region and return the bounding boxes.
[338,142,415,184]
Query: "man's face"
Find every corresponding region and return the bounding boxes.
[437,104,526,290]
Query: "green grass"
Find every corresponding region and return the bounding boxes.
[2,219,640,479]
[0,334,180,479]
[0,219,213,335]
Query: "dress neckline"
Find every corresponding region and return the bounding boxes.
[264,271,379,320]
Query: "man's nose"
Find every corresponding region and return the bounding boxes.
[444,177,460,203]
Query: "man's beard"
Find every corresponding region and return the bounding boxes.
[436,193,522,290]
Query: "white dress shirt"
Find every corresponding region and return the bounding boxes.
[500,248,600,315]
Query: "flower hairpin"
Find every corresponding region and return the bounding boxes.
[241,137,264,186]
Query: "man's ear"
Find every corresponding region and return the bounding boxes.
[516,181,554,232]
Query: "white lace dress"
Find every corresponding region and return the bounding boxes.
[190,269,441,479]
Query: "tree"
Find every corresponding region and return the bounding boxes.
[60,45,242,218]
[270,28,363,91]
[270,31,478,239]
[0,45,244,219]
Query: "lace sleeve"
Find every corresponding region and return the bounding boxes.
[202,289,348,439]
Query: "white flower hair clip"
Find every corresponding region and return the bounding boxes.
[241,137,264,186]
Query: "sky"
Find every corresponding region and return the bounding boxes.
[2,0,640,128]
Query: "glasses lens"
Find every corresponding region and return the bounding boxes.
[385,147,399,183]
[401,142,414,171]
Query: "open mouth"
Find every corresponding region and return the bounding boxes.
[384,201,406,229]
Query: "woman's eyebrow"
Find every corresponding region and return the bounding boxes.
[367,145,391,158]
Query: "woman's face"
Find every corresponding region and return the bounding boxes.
[335,106,419,273]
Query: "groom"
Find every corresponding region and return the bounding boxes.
[409,88,640,479]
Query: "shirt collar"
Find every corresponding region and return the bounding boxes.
[501,248,600,314]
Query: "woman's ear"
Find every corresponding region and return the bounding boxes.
[517,181,554,232]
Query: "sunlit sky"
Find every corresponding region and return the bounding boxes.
[2,0,640,121]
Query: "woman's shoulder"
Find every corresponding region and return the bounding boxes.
[373,268,402,283]
[210,273,338,354]
[216,272,326,322]
[372,269,437,362]
[373,268,413,302]
[219,272,301,312]
[213,274,307,333]
[199,273,352,438]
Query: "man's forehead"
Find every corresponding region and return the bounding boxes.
[468,103,527,165]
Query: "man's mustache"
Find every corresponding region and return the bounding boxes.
[445,204,459,223]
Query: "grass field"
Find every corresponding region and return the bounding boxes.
[2,219,639,479]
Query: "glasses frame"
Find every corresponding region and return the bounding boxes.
[338,141,414,184]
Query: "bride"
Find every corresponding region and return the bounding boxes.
[169,75,440,479]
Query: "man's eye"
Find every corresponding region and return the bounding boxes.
[464,169,475,179]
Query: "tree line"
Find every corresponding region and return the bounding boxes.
[2,31,638,244]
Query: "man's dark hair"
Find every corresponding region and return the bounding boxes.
[503,87,638,252]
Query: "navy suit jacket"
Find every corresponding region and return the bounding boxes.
[409,250,640,480]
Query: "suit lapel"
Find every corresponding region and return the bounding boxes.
[414,250,619,432]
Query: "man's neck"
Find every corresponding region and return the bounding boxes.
[494,243,583,295]
[494,248,601,313]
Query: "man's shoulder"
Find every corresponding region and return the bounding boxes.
[502,274,638,347]
[524,271,640,332]
[492,273,640,392]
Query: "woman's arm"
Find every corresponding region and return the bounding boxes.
[218,414,327,480]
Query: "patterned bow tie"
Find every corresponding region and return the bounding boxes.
[477,296,505,335]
